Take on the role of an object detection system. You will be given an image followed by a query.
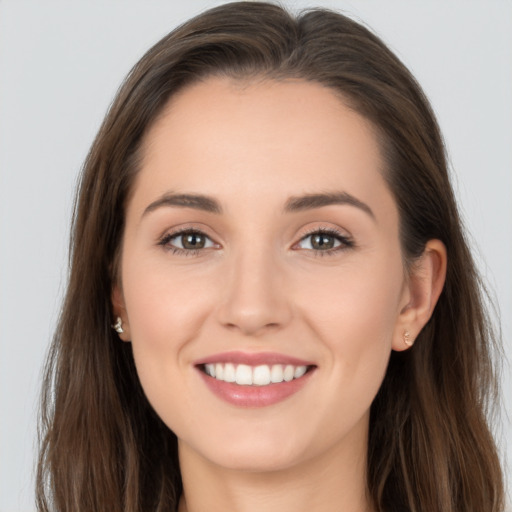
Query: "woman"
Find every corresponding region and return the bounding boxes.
[36,2,505,511]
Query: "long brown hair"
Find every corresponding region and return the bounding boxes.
[37,2,504,511]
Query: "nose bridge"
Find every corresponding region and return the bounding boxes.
[217,238,291,335]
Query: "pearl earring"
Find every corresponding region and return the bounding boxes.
[112,317,124,334]
[403,330,413,347]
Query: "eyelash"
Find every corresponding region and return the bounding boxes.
[297,227,355,256]
[157,229,211,256]
[157,227,355,257]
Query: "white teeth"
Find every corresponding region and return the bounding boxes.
[294,366,307,378]
[253,365,271,386]
[270,364,284,383]
[283,365,294,382]
[205,363,215,377]
[204,363,309,386]
[224,363,236,382]
[235,364,253,385]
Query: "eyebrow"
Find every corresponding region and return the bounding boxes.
[284,192,375,219]
[143,193,223,216]
[142,190,375,220]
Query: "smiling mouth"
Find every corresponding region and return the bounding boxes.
[199,363,315,386]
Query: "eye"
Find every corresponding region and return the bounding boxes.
[158,229,217,254]
[296,228,354,254]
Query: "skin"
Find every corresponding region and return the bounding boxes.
[113,77,446,512]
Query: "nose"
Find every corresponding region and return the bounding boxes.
[216,248,293,336]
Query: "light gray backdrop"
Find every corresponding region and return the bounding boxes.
[1,1,511,510]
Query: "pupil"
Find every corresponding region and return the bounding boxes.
[312,234,334,250]
[183,233,204,249]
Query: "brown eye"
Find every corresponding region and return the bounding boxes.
[310,233,337,250]
[296,229,354,254]
[299,232,341,251]
[181,232,206,249]
[160,230,216,252]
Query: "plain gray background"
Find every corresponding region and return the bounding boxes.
[1,1,511,510]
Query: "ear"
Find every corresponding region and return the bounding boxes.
[111,284,131,342]
[392,239,447,351]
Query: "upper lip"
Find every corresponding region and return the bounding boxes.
[194,351,316,367]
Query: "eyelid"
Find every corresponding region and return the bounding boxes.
[157,226,220,254]
[293,226,355,255]
[156,224,354,256]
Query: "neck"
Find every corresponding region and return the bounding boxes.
[177,418,374,512]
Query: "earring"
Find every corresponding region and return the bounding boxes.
[112,317,124,334]
[403,330,413,347]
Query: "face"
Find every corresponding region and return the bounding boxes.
[114,77,412,473]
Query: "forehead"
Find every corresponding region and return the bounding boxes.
[132,77,395,221]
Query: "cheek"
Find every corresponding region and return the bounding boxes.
[120,254,221,397]
[296,255,404,391]
[298,254,404,340]
[123,256,218,343]
[292,262,402,440]
[120,260,222,434]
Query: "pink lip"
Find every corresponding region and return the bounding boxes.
[194,351,315,367]
[197,370,315,408]
[194,351,317,408]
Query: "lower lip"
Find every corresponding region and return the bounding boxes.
[197,368,315,408]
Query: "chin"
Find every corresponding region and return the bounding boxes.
[209,445,303,473]
[180,427,309,473]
